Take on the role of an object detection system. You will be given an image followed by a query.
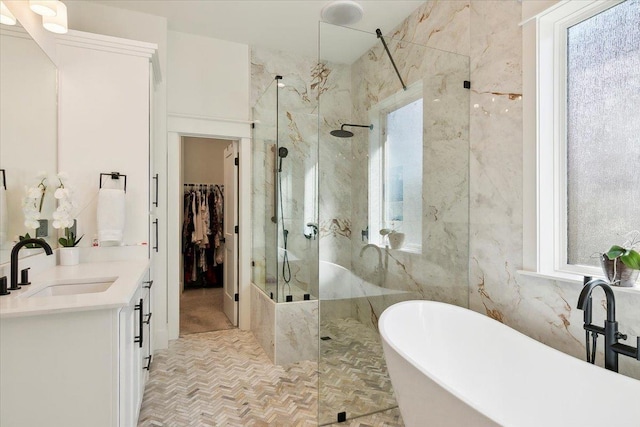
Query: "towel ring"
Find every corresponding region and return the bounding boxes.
[99,172,127,193]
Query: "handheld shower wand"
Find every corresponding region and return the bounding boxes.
[278,147,288,172]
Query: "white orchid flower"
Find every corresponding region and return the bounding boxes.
[54,188,67,199]
[28,187,42,198]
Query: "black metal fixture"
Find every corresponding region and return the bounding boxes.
[134,298,144,348]
[9,238,53,290]
[376,28,407,91]
[99,171,127,193]
[330,123,373,138]
[278,146,288,172]
[304,222,318,240]
[19,268,31,286]
[153,219,159,253]
[152,173,159,207]
[0,276,9,296]
[577,277,640,372]
[0,168,6,189]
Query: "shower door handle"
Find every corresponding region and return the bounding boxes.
[271,145,278,223]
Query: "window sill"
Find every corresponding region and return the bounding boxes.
[517,270,640,293]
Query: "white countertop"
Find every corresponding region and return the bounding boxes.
[0,260,150,318]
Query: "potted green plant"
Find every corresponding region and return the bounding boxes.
[601,231,640,287]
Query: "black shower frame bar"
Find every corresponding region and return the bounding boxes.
[376,28,407,91]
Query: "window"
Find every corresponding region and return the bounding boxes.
[536,0,640,279]
[369,83,423,251]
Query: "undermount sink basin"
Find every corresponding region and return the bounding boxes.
[26,280,115,298]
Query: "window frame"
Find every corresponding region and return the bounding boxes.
[368,82,423,252]
[536,0,627,280]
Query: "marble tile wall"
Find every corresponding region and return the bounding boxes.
[250,283,275,362]
[348,1,471,330]
[275,300,319,365]
[371,0,640,382]
[467,0,640,381]
[250,0,640,383]
[250,282,319,365]
[251,46,352,304]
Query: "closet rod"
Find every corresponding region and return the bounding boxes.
[183,183,223,187]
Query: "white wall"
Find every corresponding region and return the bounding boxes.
[168,31,250,121]
[66,2,171,350]
[57,42,150,246]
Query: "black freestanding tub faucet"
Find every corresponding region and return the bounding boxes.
[577,277,640,372]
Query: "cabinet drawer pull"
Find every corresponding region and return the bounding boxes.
[134,298,143,348]
[152,173,159,207]
[143,355,152,370]
[153,219,159,253]
[143,280,154,289]
[144,312,152,325]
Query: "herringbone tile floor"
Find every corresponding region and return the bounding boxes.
[139,322,404,426]
[319,319,398,425]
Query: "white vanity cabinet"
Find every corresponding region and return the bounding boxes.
[120,271,154,426]
[0,264,152,427]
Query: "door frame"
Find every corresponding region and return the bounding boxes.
[167,114,251,339]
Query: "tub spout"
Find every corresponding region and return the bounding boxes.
[577,279,615,322]
[360,244,384,286]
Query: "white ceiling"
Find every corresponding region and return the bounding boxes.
[91,1,425,62]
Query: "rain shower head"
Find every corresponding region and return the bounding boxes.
[330,123,373,138]
[330,127,354,138]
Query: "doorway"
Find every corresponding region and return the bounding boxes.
[179,136,238,335]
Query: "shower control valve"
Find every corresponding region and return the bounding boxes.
[304,223,318,240]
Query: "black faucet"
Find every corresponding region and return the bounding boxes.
[577,277,640,372]
[9,238,53,291]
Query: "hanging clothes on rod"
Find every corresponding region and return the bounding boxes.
[182,184,224,287]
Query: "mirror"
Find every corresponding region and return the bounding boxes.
[0,22,58,264]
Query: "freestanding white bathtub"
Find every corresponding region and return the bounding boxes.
[379,300,640,427]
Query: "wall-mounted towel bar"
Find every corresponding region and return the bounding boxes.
[99,172,127,193]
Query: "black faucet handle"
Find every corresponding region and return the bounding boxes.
[19,267,31,286]
[0,276,9,295]
[616,331,628,341]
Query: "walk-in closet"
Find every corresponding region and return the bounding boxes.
[179,136,237,335]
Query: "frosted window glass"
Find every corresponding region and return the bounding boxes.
[566,0,640,266]
[384,98,423,248]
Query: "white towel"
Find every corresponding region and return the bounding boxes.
[0,187,7,246]
[97,188,125,245]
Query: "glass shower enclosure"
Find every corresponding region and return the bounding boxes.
[250,22,470,425]
[252,77,320,304]
[316,23,470,424]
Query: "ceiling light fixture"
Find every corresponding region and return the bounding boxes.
[42,1,67,34]
[29,0,57,17]
[321,1,364,26]
[0,1,16,25]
